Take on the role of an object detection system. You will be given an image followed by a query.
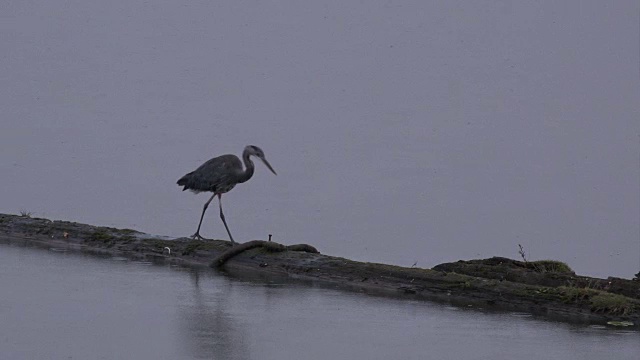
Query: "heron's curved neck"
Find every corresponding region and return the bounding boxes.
[237,151,255,183]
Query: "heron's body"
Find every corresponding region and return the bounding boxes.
[178,154,249,194]
[177,145,276,244]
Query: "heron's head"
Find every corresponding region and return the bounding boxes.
[245,145,277,175]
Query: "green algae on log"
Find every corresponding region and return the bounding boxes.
[0,213,638,329]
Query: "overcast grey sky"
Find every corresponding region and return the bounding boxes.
[1,1,638,278]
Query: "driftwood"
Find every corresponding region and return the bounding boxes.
[210,240,318,268]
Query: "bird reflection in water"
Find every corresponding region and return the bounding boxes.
[178,269,250,360]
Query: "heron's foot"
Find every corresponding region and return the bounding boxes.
[191,233,212,241]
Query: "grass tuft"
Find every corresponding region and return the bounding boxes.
[516,245,573,273]
[558,286,637,316]
[527,260,573,274]
[590,292,636,315]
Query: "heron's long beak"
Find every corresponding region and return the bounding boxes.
[260,157,277,175]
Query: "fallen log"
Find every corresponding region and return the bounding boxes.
[0,213,637,329]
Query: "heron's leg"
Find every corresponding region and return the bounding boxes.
[192,193,217,240]
[218,194,236,245]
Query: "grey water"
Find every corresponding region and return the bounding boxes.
[0,244,637,360]
[1,1,638,280]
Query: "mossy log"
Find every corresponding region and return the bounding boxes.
[1,213,638,329]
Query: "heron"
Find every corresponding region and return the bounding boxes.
[177,145,276,244]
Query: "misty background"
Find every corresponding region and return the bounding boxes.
[1,1,638,278]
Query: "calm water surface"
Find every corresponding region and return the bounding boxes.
[1,1,639,280]
[0,243,637,360]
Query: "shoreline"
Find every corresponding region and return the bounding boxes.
[1,213,637,329]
